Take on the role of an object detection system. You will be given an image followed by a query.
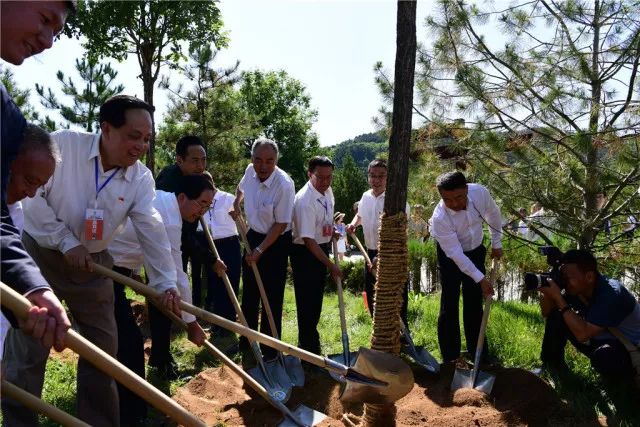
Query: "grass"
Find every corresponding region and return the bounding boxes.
[28,285,639,426]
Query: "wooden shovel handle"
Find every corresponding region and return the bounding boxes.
[1,380,90,427]
[0,283,205,427]
[332,239,349,337]
[91,263,337,372]
[198,217,250,327]
[157,307,297,421]
[349,233,372,267]
[234,216,280,340]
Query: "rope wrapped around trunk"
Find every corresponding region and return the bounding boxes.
[363,211,409,426]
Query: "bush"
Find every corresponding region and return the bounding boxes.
[324,259,365,293]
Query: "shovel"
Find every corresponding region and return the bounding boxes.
[235,216,305,387]
[349,233,440,373]
[0,282,206,427]
[450,259,499,394]
[327,239,358,383]
[90,264,415,404]
[157,303,326,427]
[1,380,90,427]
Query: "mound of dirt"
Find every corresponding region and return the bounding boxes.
[174,362,598,426]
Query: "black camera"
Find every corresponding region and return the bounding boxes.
[523,246,564,291]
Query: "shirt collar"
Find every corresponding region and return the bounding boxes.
[89,133,133,182]
[253,166,277,188]
[308,181,327,199]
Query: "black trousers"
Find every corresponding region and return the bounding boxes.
[148,300,172,367]
[437,243,487,363]
[291,242,330,355]
[541,309,633,378]
[112,266,147,424]
[239,229,292,360]
[364,248,409,325]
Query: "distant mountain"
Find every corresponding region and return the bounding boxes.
[331,131,388,169]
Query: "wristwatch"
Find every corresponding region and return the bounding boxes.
[558,305,571,315]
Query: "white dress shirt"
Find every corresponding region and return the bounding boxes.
[108,191,195,323]
[430,183,503,283]
[197,190,238,239]
[238,163,295,234]
[23,130,176,293]
[356,190,409,250]
[293,181,335,245]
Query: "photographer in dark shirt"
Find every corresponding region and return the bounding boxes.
[539,249,640,379]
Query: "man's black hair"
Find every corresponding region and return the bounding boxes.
[176,135,206,158]
[308,156,334,172]
[561,249,598,274]
[436,171,467,191]
[99,95,155,128]
[368,158,387,172]
[175,174,214,200]
[66,0,78,13]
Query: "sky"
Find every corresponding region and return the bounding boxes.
[6,0,436,147]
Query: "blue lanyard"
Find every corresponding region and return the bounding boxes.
[317,198,329,221]
[94,157,119,205]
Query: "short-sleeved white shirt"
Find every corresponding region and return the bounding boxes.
[197,190,237,239]
[238,163,295,234]
[292,181,335,245]
[356,190,410,250]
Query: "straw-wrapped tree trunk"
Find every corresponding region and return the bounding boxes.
[363,1,417,426]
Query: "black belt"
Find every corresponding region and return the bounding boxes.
[113,265,134,277]
[214,235,239,243]
[248,229,292,239]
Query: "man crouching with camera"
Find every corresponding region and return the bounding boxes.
[538,249,640,380]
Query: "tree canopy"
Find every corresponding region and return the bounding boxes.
[66,0,227,173]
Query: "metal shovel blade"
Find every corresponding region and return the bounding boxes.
[327,351,359,383]
[247,363,292,402]
[402,343,441,374]
[266,358,299,391]
[277,404,328,427]
[340,347,414,404]
[451,366,496,394]
[282,354,305,387]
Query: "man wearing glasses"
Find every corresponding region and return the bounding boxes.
[346,159,410,327]
[108,174,215,425]
[232,139,295,366]
[291,156,341,356]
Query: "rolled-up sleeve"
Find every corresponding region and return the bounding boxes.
[431,212,484,283]
[129,174,176,293]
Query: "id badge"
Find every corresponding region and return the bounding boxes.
[84,208,104,241]
[322,223,333,237]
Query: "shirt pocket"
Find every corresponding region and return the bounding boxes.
[258,202,274,225]
[213,208,232,226]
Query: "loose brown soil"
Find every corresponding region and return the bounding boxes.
[174,361,606,426]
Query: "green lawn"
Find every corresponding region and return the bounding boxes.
[31,285,638,426]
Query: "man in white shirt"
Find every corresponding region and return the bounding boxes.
[4,95,181,427]
[196,172,241,342]
[291,156,341,355]
[346,159,409,325]
[108,174,212,425]
[232,139,295,363]
[430,171,503,365]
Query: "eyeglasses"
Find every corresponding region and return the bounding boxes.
[311,174,332,183]
[368,173,387,180]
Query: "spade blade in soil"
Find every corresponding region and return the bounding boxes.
[340,347,414,404]
[401,343,441,374]
[400,321,440,374]
[277,404,328,427]
[266,358,299,391]
[281,354,305,387]
[247,363,292,403]
[451,366,496,394]
[327,351,359,383]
